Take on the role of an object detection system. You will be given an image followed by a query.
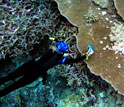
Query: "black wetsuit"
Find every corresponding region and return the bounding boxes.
[0,49,86,97]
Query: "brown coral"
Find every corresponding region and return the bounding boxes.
[113,0,124,20]
[55,0,124,95]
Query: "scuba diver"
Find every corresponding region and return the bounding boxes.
[0,41,95,97]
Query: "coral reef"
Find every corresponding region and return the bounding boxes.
[48,63,124,107]
[1,0,124,106]
[1,63,124,107]
[0,0,60,59]
[113,0,124,20]
[55,0,124,95]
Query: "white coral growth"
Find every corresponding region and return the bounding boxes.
[84,7,99,23]
[109,22,124,55]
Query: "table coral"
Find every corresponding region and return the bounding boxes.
[92,0,110,8]
[55,0,124,95]
[113,0,124,20]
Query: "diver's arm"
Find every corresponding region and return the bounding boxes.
[35,49,54,63]
[64,45,95,64]
[64,55,86,64]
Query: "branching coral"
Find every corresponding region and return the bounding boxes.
[0,0,60,59]
[50,21,78,46]
[60,63,85,86]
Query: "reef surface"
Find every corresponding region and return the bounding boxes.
[0,0,124,107]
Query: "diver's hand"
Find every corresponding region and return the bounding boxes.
[51,46,57,52]
[87,45,95,56]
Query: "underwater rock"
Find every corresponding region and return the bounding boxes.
[55,0,124,95]
[113,0,124,20]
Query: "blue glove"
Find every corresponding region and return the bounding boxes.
[87,45,95,56]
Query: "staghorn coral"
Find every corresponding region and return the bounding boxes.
[55,0,124,95]
[113,0,124,20]
[60,63,85,86]
[50,21,78,46]
[0,0,60,59]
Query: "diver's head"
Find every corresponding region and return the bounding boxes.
[55,42,69,53]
